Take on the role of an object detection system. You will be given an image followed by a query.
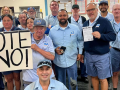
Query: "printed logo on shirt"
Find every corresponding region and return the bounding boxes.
[71,31,74,35]
[44,43,48,46]
[96,24,100,27]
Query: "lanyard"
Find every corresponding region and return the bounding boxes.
[112,19,120,34]
[112,23,120,35]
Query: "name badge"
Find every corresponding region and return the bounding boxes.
[71,31,74,35]
[96,24,100,27]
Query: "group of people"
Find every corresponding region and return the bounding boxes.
[0,0,120,90]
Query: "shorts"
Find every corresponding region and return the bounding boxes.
[85,51,112,79]
[110,48,120,72]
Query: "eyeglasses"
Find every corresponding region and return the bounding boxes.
[28,11,35,13]
[3,10,9,12]
[37,61,52,67]
[86,8,96,12]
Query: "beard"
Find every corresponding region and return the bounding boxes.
[100,8,107,13]
[59,19,67,25]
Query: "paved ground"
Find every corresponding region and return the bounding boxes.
[3,72,120,90]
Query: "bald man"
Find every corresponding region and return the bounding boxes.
[82,3,116,90]
[110,3,120,90]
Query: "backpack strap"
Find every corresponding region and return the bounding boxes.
[81,16,86,24]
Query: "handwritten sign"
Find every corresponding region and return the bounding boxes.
[0,30,33,72]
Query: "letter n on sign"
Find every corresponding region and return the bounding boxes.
[0,30,33,72]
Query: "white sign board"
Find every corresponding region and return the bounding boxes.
[0,30,33,72]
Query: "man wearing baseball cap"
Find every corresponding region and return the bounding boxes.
[99,1,114,89]
[22,19,55,88]
[99,0,114,22]
[24,60,68,90]
[68,4,88,83]
[27,7,36,19]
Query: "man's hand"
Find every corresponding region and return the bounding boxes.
[31,44,39,52]
[48,25,52,29]
[55,47,62,55]
[92,31,101,39]
[77,54,82,61]
[80,55,84,63]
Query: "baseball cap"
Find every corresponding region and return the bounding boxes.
[99,0,108,5]
[27,7,35,11]
[34,18,46,27]
[72,4,79,9]
[37,60,52,68]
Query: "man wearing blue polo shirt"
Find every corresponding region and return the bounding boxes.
[22,18,55,88]
[99,0,114,22]
[24,60,68,90]
[110,3,120,90]
[82,3,116,90]
[68,4,88,83]
[44,1,59,34]
[49,9,83,90]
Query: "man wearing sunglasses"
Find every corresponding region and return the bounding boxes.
[24,60,68,90]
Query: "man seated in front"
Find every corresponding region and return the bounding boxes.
[24,59,68,90]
